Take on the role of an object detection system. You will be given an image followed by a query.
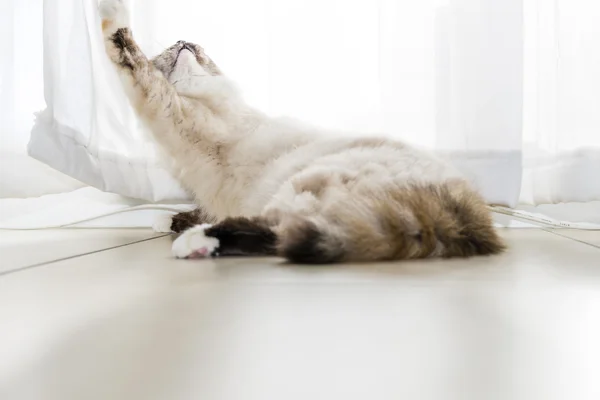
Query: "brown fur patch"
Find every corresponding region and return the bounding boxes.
[277,180,505,264]
[374,181,506,260]
[110,28,139,70]
[170,208,216,233]
[277,218,345,264]
[434,183,507,257]
[204,217,278,256]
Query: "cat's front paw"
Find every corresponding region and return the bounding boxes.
[99,0,130,32]
[172,224,220,259]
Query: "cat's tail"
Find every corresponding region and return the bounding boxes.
[278,182,506,264]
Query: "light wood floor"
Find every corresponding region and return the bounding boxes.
[1,229,600,400]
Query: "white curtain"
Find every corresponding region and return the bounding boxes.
[26,0,523,207]
[0,0,82,199]
[2,0,600,227]
[522,0,600,205]
[28,0,187,202]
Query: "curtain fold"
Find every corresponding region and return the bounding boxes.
[28,0,188,202]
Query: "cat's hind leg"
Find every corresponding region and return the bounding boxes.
[171,218,278,259]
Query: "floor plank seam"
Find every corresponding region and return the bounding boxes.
[0,234,170,278]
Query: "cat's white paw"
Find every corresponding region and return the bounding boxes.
[172,224,220,259]
[152,214,173,233]
[99,0,130,30]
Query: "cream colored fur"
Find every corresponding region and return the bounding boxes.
[99,0,504,262]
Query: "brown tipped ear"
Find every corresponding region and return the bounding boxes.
[188,43,222,76]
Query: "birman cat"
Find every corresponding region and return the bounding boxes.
[99,0,505,263]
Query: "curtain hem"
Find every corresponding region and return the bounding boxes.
[27,109,190,203]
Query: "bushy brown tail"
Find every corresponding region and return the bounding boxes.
[277,182,506,264]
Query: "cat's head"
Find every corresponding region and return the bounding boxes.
[151,41,221,86]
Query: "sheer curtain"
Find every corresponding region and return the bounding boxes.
[2,0,599,228]
[27,0,523,207]
[0,0,82,199]
[522,0,600,205]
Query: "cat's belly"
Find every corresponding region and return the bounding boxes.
[254,139,466,220]
[243,137,463,217]
[241,138,362,215]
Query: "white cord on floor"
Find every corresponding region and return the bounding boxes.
[0,204,189,230]
[489,206,600,231]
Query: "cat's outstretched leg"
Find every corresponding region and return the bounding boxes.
[171,218,278,259]
[153,208,217,233]
[99,0,184,124]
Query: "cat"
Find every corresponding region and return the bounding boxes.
[99,0,505,263]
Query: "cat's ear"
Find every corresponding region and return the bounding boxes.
[99,0,131,33]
